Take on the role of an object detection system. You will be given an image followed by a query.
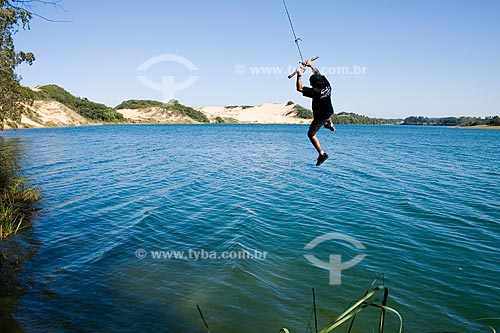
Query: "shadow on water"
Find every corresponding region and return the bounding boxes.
[0,136,40,332]
[0,232,40,333]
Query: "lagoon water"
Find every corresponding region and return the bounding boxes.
[2,124,500,332]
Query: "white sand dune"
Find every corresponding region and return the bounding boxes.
[117,107,195,123]
[10,100,90,129]
[201,103,310,124]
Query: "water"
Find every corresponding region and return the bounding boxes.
[1,124,499,332]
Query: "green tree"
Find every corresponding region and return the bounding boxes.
[0,0,36,129]
[488,116,500,126]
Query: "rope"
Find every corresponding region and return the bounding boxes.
[282,0,305,64]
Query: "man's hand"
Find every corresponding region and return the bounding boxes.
[295,65,305,76]
[304,58,319,74]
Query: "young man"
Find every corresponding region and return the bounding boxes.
[295,60,335,166]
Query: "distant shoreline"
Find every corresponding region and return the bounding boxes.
[7,85,496,130]
[456,125,500,130]
[5,123,500,131]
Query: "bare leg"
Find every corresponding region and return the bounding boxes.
[308,121,329,166]
[308,134,323,155]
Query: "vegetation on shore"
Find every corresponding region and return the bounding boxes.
[332,112,384,125]
[116,99,209,123]
[0,138,40,240]
[286,102,387,123]
[34,85,124,122]
[293,104,313,119]
[214,116,239,124]
[114,99,165,109]
[0,1,36,130]
[285,103,313,119]
[403,115,500,127]
[165,100,209,123]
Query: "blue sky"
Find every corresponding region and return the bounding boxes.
[13,0,500,118]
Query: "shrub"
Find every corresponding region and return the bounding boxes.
[0,139,40,240]
[286,104,313,119]
[115,100,166,109]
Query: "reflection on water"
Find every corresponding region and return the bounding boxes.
[0,137,40,332]
[0,232,40,333]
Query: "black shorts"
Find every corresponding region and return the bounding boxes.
[307,116,332,137]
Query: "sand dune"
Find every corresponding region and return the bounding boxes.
[117,107,196,124]
[201,103,310,124]
[11,100,91,129]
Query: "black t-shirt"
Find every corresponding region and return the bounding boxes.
[302,85,334,120]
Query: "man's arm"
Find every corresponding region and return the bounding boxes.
[296,65,304,92]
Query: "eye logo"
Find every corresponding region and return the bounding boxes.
[304,232,366,285]
[137,53,199,103]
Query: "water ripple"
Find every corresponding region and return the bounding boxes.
[4,125,499,333]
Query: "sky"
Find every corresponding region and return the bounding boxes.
[13,0,500,118]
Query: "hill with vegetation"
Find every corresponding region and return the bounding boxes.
[115,99,209,123]
[34,85,124,122]
[115,100,166,109]
[285,103,313,119]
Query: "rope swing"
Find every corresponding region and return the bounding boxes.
[282,0,319,78]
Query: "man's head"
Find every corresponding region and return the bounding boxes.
[309,74,329,88]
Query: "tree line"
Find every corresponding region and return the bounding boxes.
[403,116,500,126]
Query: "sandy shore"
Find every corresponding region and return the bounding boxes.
[457,125,500,130]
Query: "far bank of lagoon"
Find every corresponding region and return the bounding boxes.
[4,122,500,131]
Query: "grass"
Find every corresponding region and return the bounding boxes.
[0,201,24,238]
[0,178,40,240]
[0,140,40,241]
